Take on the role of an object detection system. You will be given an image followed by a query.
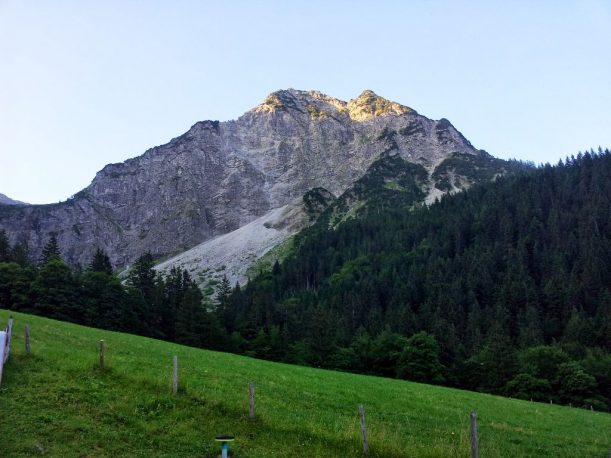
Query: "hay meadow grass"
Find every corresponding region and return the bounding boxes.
[0,310,609,457]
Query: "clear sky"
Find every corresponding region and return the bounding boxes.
[1,1,610,204]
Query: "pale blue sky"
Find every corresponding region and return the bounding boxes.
[1,1,610,204]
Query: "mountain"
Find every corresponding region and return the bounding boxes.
[0,193,28,206]
[0,89,505,269]
[1,152,608,412]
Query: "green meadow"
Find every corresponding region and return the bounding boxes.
[0,309,609,457]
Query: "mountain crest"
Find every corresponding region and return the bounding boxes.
[348,90,415,121]
[0,88,489,269]
[252,89,415,121]
[251,89,346,117]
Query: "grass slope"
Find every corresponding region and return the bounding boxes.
[0,310,609,457]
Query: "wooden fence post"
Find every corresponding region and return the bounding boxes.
[470,411,479,458]
[358,404,369,454]
[172,356,178,395]
[99,340,105,369]
[25,324,30,354]
[249,383,256,419]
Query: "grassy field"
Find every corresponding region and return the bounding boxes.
[0,309,609,457]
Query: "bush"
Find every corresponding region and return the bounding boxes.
[396,332,445,384]
[505,373,552,402]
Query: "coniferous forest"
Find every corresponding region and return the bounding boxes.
[0,150,610,410]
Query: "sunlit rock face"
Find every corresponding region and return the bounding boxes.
[0,89,484,267]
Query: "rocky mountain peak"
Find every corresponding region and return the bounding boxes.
[347,90,415,121]
[0,88,491,269]
[252,89,302,113]
[251,89,415,122]
[251,89,347,117]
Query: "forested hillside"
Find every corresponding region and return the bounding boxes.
[223,149,611,409]
[0,150,609,411]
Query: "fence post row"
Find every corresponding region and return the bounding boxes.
[5,319,598,458]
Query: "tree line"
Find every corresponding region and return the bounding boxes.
[0,233,226,350]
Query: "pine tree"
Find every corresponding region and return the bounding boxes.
[31,257,78,321]
[216,275,233,330]
[80,270,134,331]
[89,248,113,274]
[175,280,206,347]
[127,252,163,337]
[128,252,157,298]
[161,266,185,341]
[41,233,61,264]
[0,261,34,311]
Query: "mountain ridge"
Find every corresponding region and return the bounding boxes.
[251,89,417,121]
[0,193,29,206]
[0,89,497,268]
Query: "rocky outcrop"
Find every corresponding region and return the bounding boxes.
[0,89,487,267]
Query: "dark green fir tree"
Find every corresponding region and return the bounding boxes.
[41,233,61,264]
[89,248,113,274]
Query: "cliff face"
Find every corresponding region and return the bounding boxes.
[0,89,487,267]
